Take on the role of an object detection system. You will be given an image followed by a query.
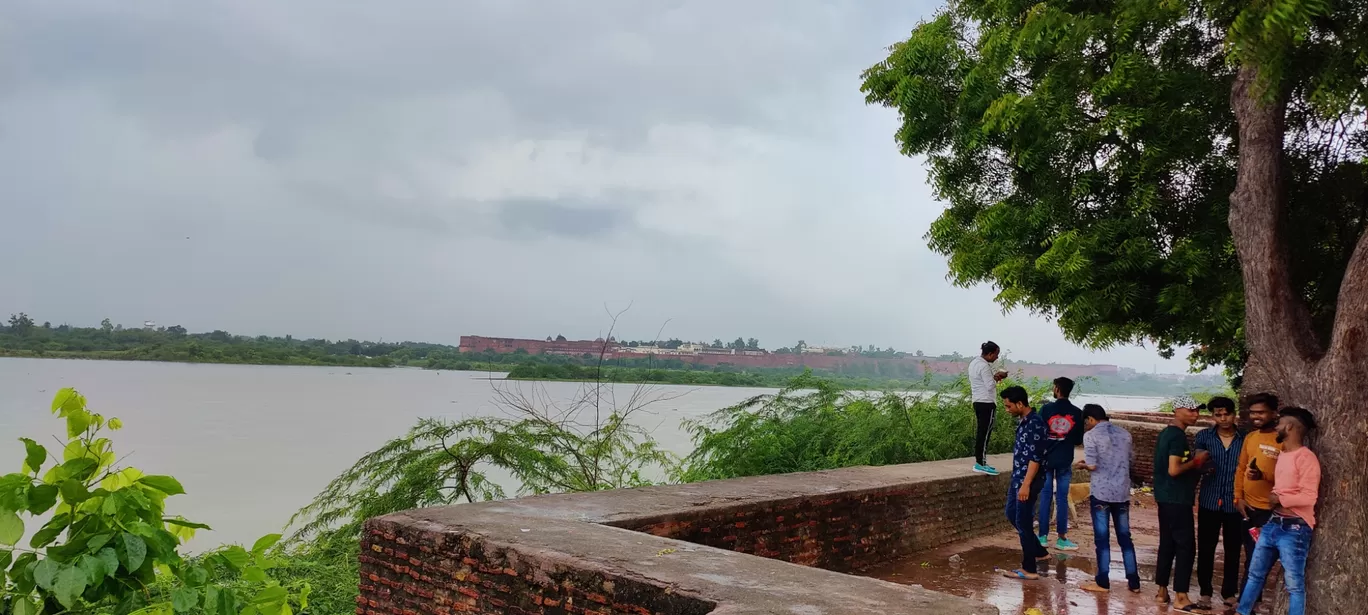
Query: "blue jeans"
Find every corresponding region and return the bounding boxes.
[1006,479,1049,574]
[1237,516,1312,615]
[1089,497,1140,590]
[1037,466,1072,537]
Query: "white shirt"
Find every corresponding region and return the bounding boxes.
[968,356,997,403]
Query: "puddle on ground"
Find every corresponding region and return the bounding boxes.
[860,546,1251,615]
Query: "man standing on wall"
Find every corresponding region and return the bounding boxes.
[1229,407,1320,615]
[1233,393,1282,607]
[1000,385,1050,580]
[1153,395,1209,611]
[969,341,1008,475]
[1038,377,1084,551]
[1076,404,1140,594]
[1192,396,1245,611]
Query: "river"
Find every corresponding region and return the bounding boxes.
[0,358,1163,548]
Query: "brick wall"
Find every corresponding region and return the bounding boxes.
[359,459,1009,615]
[622,473,1015,573]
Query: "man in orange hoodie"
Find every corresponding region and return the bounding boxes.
[1233,393,1281,605]
[1229,407,1320,615]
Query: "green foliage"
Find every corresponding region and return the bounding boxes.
[0,389,306,615]
[675,373,1050,482]
[286,381,679,558]
[860,0,1367,383]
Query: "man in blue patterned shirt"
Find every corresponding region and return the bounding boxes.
[1001,385,1050,580]
[1193,396,1245,611]
[1076,404,1140,594]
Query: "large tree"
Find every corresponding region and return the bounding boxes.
[863,0,1366,611]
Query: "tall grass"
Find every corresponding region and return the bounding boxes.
[675,372,1051,482]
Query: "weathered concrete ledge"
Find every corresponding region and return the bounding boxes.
[358,454,1029,615]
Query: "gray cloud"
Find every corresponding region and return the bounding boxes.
[0,0,1197,371]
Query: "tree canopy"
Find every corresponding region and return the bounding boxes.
[861,0,1366,382]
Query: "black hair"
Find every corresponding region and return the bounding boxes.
[1207,396,1236,414]
[1000,385,1029,405]
[1083,403,1108,422]
[1279,406,1317,431]
[1247,392,1280,412]
[1053,377,1075,399]
[981,341,1000,357]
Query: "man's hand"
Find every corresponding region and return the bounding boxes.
[1074,460,1087,471]
[1018,484,1030,502]
[994,371,1009,382]
[1268,491,1280,509]
[1235,499,1248,519]
[1247,465,1264,481]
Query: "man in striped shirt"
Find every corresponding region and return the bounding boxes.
[1194,396,1245,611]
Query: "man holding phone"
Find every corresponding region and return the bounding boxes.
[969,341,1009,475]
[1233,393,1282,606]
[1153,395,1210,611]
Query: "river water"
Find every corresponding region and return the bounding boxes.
[0,358,1162,548]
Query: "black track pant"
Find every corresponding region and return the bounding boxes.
[973,402,996,465]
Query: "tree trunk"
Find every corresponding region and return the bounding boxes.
[1229,64,1368,615]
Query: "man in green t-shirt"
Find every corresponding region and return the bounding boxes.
[1152,395,1211,610]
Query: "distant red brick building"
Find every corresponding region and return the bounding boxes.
[459,335,1119,379]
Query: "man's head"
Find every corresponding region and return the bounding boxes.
[1169,394,1201,428]
[1207,396,1237,430]
[1000,385,1030,416]
[1052,377,1075,400]
[1277,407,1317,445]
[1083,404,1108,430]
[981,341,1000,362]
[1247,392,1280,430]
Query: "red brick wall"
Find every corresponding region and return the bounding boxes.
[359,519,715,615]
[620,476,1015,573]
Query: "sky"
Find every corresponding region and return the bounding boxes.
[0,0,1198,373]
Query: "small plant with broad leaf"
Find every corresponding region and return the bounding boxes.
[0,388,308,615]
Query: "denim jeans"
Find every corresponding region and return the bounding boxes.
[1006,479,1049,574]
[1090,497,1140,590]
[1037,466,1072,538]
[1237,516,1312,615]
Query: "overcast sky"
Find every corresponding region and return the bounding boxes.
[0,0,1197,372]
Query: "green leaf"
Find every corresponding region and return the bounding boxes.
[54,565,89,608]
[66,409,93,439]
[251,533,282,554]
[171,588,199,613]
[88,533,114,550]
[97,548,120,578]
[108,417,124,431]
[0,548,11,569]
[120,533,147,572]
[209,586,236,615]
[243,566,267,583]
[51,388,79,414]
[251,585,287,606]
[298,583,311,610]
[219,545,251,570]
[33,558,59,590]
[19,439,47,475]
[60,458,99,483]
[137,475,185,496]
[0,473,29,512]
[0,511,23,546]
[79,553,110,585]
[30,514,70,549]
[27,484,58,514]
[11,596,38,615]
[60,479,91,504]
[183,565,209,587]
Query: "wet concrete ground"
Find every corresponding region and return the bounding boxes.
[859,493,1278,615]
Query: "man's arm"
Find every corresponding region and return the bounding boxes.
[1018,460,1041,501]
[1234,439,1250,501]
[1169,453,1206,477]
[1081,430,1101,471]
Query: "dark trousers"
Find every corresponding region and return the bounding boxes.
[1156,502,1196,593]
[1241,506,1275,601]
[1005,479,1049,573]
[1198,507,1245,599]
[1090,497,1141,590]
[973,402,996,465]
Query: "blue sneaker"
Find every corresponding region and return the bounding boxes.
[972,463,1000,476]
[1055,538,1080,551]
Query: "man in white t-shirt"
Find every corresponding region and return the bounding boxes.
[969,340,1008,475]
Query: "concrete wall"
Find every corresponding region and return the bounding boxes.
[359,457,1021,615]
